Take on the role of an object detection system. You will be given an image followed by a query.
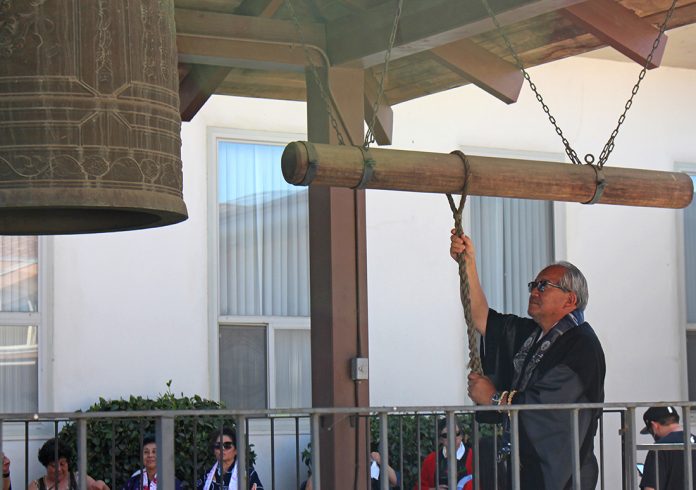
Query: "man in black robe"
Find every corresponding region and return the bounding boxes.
[450,232,606,490]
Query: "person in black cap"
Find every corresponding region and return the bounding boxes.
[639,405,696,490]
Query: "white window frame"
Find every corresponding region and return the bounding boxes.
[207,127,309,406]
[676,163,696,398]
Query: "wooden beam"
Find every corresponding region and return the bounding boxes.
[306,67,369,490]
[175,8,326,69]
[363,71,393,145]
[326,0,587,68]
[179,65,232,121]
[561,0,667,68]
[431,38,524,104]
[281,142,694,209]
[234,0,284,17]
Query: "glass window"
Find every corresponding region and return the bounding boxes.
[218,141,309,317]
[274,329,311,408]
[219,325,267,410]
[216,138,311,409]
[470,196,554,317]
[0,325,38,412]
[0,235,40,412]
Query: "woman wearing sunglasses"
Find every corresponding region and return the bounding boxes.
[197,427,263,490]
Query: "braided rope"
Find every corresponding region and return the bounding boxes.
[447,151,482,374]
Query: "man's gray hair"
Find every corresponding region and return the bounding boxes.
[554,261,589,311]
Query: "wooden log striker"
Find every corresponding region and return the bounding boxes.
[281,142,693,209]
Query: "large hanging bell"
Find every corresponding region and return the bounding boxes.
[0,0,188,234]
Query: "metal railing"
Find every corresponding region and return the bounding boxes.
[1,401,695,490]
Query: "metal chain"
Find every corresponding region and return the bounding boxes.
[363,0,403,149]
[596,0,678,167]
[480,0,678,168]
[285,0,348,145]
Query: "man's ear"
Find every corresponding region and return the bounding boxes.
[565,291,578,310]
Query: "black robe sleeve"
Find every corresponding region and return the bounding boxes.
[480,309,537,390]
[476,309,537,423]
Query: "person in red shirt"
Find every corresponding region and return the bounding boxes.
[414,419,473,490]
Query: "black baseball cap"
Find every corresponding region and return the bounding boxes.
[640,406,679,434]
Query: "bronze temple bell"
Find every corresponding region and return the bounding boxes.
[0,0,188,234]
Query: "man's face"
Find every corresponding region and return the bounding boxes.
[527,265,576,327]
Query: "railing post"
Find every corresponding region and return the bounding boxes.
[624,407,637,490]
[0,418,4,490]
[510,410,521,490]
[599,412,605,490]
[571,409,581,490]
[446,411,456,490]
[77,418,87,490]
[311,414,321,490]
[237,416,248,490]
[156,416,176,490]
[473,418,480,490]
[684,406,693,490]
[379,412,389,490]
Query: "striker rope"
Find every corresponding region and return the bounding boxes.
[447,151,482,374]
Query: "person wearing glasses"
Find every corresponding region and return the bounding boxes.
[197,427,263,490]
[413,418,472,490]
[450,232,605,490]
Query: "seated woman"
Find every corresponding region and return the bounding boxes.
[28,438,109,490]
[121,435,182,490]
[196,427,263,490]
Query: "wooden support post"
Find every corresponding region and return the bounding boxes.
[282,142,693,209]
[306,67,369,490]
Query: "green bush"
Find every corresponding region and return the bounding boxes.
[58,382,254,489]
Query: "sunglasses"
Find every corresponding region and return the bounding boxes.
[439,430,462,439]
[213,442,235,450]
[528,280,569,293]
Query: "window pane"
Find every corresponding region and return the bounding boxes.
[0,325,38,412]
[685,175,696,323]
[275,329,311,408]
[687,331,696,400]
[218,141,309,317]
[0,236,38,312]
[471,196,554,317]
[219,325,267,409]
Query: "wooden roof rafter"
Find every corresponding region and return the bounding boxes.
[173,0,696,123]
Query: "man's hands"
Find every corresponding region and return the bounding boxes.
[2,455,8,475]
[467,373,497,405]
[450,230,475,263]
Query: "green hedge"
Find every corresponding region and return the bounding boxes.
[58,382,253,489]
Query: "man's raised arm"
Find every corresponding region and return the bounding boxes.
[450,231,489,335]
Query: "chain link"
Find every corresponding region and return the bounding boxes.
[596,0,678,167]
[285,0,347,145]
[364,0,403,149]
[480,0,678,168]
